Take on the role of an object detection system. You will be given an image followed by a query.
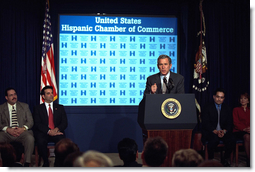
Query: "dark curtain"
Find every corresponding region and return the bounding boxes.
[0,0,45,109]
[200,0,250,108]
[0,0,250,111]
[179,0,250,110]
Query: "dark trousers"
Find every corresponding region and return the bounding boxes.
[35,132,65,165]
[206,132,235,160]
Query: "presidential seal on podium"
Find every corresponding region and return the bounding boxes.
[161,98,181,119]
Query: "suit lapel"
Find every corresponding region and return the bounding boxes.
[168,71,175,93]
[3,103,10,126]
[53,103,58,124]
[16,102,23,126]
[219,104,225,122]
[167,73,171,94]
[156,73,162,94]
[41,103,48,123]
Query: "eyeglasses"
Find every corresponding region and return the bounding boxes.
[216,95,224,99]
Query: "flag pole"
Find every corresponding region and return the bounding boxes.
[40,0,58,103]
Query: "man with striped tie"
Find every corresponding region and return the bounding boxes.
[0,88,34,167]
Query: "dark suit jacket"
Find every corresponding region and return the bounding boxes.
[144,71,184,95]
[33,103,68,135]
[0,101,33,131]
[201,102,233,142]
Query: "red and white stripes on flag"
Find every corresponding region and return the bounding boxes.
[192,0,209,123]
[195,57,203,79]
[40,0,58,104]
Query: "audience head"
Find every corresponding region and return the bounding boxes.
[172,148,204,167]
[74,150,113,167]
[141,136,168,167]
[213,88,226,105]
[198,160,224,167]
[63,151,83,167]
[54,138,80,167]
[0,142,16,167]
[117,138,138,163]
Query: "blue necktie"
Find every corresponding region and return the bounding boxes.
[216,105,222,130]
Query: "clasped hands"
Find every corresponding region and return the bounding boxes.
[213,130,226,138]
[243,127,250,133]
[48,127,63,136]
[7,127,25,137]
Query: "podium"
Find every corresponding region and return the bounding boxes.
[138,94,197,167]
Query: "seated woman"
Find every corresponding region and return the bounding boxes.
[232,93,250,166]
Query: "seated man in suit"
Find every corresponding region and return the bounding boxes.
[201,88,235,167]
[144,54,185,95]
[0,88,34,167]
[33,85,68,167]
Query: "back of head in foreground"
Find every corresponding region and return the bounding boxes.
[118,138,138,163]
[0,142,16,167]
[198,160,224,167]
[142,136,168,167]
[172,148,204,167]
[54,138,80,167]
[74,150,113,167]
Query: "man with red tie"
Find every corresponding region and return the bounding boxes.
[33,86,68,167]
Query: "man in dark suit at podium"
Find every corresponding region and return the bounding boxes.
[144,54,184,95]
[33,86,68,167]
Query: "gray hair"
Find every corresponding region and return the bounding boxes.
[172,148,204,167]
[74,150,113,167]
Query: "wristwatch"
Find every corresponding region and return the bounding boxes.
[23,126,27,131]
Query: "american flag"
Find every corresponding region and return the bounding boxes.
[192,0,209,126]
[195,54,203,79]
[40,0,58,103]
